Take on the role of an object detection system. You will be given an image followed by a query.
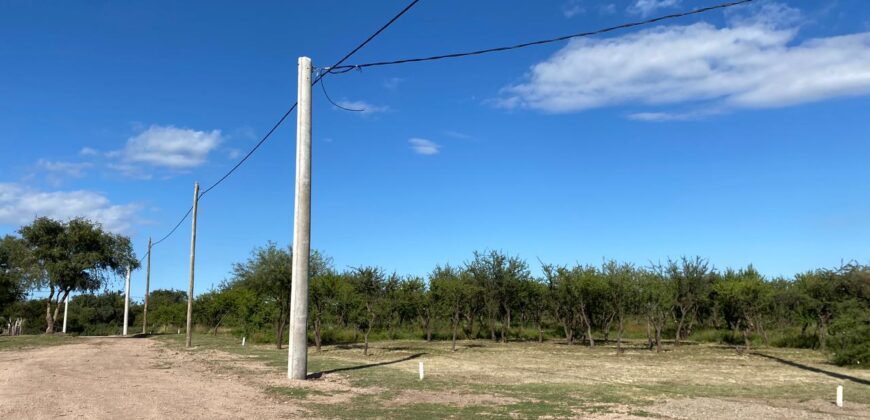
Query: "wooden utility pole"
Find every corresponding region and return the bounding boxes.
[186,182,200,348]
[142,236,152,334]
[123,266,131,336]
[288,56,312,380]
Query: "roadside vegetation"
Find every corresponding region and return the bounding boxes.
[2,217,869,368]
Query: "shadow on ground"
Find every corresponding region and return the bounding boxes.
[308,353,426,379]
[752,352,870,386]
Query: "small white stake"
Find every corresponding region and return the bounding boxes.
[177,328,181,335]
[836,385,843,408]
[419,361,424,380]
[242,336,246,347]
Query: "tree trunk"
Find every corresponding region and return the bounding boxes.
[646,320,653,350]
[452,306,459,352]
[674,310,687,347]
[616,316,624,354]
[818,314,829,351]
[314,313,322,352]
[654,324,663,353]
[44,288,56,334]
[364,325,372,356]
[537,320,543,343]
[275,315,287,350]
[755,316,769,346]
[742,327,751,351]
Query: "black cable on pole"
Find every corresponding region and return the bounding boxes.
[136,0,422,256]
[331,0,752,71]
[320,74,366,112]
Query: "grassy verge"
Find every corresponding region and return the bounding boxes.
[153,334,870,418]
[0,334,77,351]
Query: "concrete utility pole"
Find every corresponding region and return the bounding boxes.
[288,56,313,380]
[142,236,152,334]
[186,182,200,348]
[123,266,131,336]
[62,294,69,333]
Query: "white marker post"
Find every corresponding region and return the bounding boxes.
[122,266,131,336]
[62,294,69,334]
[836,385,843,408]
[419,361,424,380]
[242,336,246,347]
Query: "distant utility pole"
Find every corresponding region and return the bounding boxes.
[186,182,200,348]
[142,236,152,334]
[123,266,131,336]
[62,294,69,334]
[288,56,313,380]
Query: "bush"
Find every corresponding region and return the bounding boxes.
[828,302,870,367]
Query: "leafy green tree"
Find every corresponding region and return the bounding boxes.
[715,266,773,349]
[18,217,137,333]
[430,264,472,351]
[351,266,387,355]
[517,277,548,343]
[666,256,715,346]
[147,289,187,333]
[639,267,674,352]
[0,236,29,316]
[466,250,529,342]
[602,260,640,353]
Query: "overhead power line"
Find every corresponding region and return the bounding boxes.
[136,0,421,260]
[330,0,753,72]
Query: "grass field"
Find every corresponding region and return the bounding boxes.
[151,334,870,418]
[0,334,77,351]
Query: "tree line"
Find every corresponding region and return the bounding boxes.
[1,218,868,366]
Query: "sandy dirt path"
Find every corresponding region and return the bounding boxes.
[0,337,301,419]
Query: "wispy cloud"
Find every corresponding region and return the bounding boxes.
[562,0,585,18]
[444,130,475,141]
[408,138,440,155]
[36,159,92,178]
[0,183,139,233]
[498,4,870,118]
[628,0,680,17]
[78,147,100,157]
[333,100,390,116]
[383,77,404,91]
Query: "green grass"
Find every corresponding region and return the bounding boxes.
[152,333,870,418]
[0,334,77,351]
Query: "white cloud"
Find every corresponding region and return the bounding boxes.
[628,0,680,17]
[383,77,404,91]
[36,160,92,178]
[334,100,390,116]
[562,0,585,18]
[0,183,139,233]
[599,3,616,15]
[79,147,100,157]
[499,7,870,116]
[117,125,221,170]
[408,138,440,155]
[444,130,475,140]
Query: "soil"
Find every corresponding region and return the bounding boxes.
[0,337,304,419]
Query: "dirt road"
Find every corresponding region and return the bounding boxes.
[0,337,299,419]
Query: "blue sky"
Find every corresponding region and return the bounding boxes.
[2,0,869,298]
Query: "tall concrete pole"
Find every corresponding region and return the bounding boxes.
[186,182,200,348]
[288,56,312,380]
[142,237,152,334]
[62,294,69,333]
[123,266,131,336]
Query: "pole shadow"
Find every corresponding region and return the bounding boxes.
[307,352,426,379]
[751,352,870,386]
